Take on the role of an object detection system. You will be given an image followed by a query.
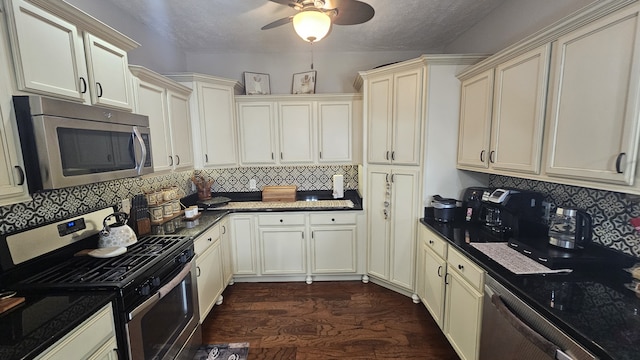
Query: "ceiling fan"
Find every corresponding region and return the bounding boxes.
[262,0,375,43]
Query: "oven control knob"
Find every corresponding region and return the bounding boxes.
[150,276,161,287]
[138,282,151,296]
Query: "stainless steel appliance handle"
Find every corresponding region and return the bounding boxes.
[132,126,147,175]
[128,259,194,320]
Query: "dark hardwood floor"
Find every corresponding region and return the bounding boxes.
[201,281,460,359]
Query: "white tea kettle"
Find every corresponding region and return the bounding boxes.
[98,212,137,248]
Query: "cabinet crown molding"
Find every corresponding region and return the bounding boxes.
[21,0,139,51]
[129,65,192,95]
[235,93,362,102]
[457,0,639,79]
[163,72,244,95]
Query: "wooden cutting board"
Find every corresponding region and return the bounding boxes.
[0,297,25,314]
[262,185,297,202]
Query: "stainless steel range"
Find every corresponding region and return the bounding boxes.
[0,208,201,360]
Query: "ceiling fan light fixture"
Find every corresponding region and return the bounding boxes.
[293,10,331,43]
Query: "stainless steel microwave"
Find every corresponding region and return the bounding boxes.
[13,96,153,192]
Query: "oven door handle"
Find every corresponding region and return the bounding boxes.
[128,259,194,321]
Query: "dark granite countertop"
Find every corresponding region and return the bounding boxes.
[420,218,640,360]
[0,292,115,360]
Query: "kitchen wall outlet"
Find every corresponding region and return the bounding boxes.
[249,179,257,190]
[121,198,131,215]
[542,201,552,221]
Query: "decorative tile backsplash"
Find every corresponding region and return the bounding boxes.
[0,165,359,236]
[197,165,359,193]
[490,175,640,258]
[0,171,195,235]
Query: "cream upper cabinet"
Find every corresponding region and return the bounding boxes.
[167,90,193,170]
[237,101,277,165]
[5,0,137,111]
[457,69,494,169]
[367,166,419,292]
[130,66,193,172]
[490,44,550,174]
[278,101,314,163]
[546,4,640,185]
[0,101,29,205]
[83,33,132,110]
[165,74,242,168]
[366,67,423,165]
[318,101,353,163]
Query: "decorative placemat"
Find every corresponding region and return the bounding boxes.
[215,199,354,210]
[470,242,573,275]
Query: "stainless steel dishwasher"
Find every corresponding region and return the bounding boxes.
[479,275,597,360]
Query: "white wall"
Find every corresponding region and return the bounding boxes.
[65,0,188,73]
[444,0,595,53]
[186,50,424,94]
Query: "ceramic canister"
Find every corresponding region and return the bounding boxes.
[171,199,181,214]
[149,205,163,222]
[163,202,174,218]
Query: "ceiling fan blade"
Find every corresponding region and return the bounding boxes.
[261,16,294,30]
[325,0,374,25]
[268,0,297,6]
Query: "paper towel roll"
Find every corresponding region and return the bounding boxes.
[332,174,344,199]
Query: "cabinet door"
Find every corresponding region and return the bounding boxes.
[279,102,314,163]
[457,70,493,169]
[367,169,390,279]
[133,79,172,172]
[83,33,132,111]
[546,4,640,185]
[230,215,257,275]
[310,226,357,273]
[444,267,483,360]
[198,82,237,167]
[367,75,393,164]
[0,103,29,203]
[6,0,85,101]
[260,228,306,274]
[196,239,223,321]
[491,45,550,174]
[220,219,233,285]
[318,101,352,163]
[423,245,447,329]
[87,336,118,360]
[237,102,277,164]
[167,90,193,170]
[392,68,423,165]
[389,169,419,290]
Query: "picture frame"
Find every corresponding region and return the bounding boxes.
[292,71,316,94]
[243,72,270,95]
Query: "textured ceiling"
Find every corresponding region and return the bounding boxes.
[101,0,507,53]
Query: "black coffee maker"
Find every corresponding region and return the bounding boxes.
[479,188,545,238]
[461,187,492,223]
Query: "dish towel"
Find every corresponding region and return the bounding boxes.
[470,243,573,275]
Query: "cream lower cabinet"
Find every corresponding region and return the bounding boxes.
[310,212,357,274]
[416,225,447,329]
[367,166,420,292]
[443,247,484,360]
[258,214,307,274]
[229,214,258,275]
[36,303,118,360]
[219,217,233,285]
[194,224,224,322]
[130,66,193,172]
[546,3,640,185]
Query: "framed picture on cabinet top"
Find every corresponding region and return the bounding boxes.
[243,72,270,95]
[292,71,316,94]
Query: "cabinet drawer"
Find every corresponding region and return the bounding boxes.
[194,224,220,255]
[422,227,447,259]
[309,212,356,225]
[447,247,484,292]
[258,214,305,226]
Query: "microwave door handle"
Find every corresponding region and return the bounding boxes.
[132,126,147,175]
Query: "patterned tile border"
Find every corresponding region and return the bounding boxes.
[489,175,640,258]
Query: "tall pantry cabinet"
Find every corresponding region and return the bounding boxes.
[356,55,485,295]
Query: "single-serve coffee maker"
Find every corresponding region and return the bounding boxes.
[480,188,545,238]
[548,207,592,250]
